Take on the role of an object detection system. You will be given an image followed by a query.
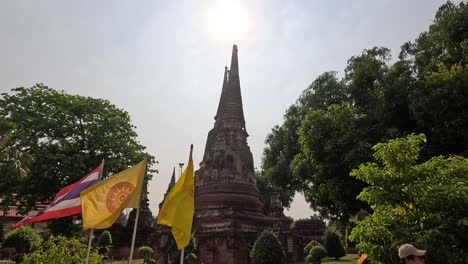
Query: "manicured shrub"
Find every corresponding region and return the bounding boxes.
[250,230,285,264]
[324,228,346,259]
[3,226,42,253]
[96,230,112,250]
[304,240,321,254]
[138,245,155,264]
[306,245,327,264]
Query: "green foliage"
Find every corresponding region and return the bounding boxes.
[0,118,33,212]
[403,2,468,74]
[306,245,327,264]
[304,240,322,254]
[256,172,287,214]
[138,245,154,264]
[185,253,198,264]
[22,235,103,264]
[410,63,468,156]
[138,245,154,256]
[3,226,42,253]
[345,47,390,112]
[403,2,468,157]
[97,230,112,253]
[48,218,82,237]
[350,134,468,264]
[0,84,156,217]
[324,228,346,259]
[250,230,285,264]
[296,103,371,221]
[261,1,468,225]
[185,236,197,255]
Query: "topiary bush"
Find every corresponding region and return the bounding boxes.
[304,240,322,255]
[306,245,327,264]
[324,228,346,259]
[22,235,103,264]
[3,226,42,253]
[96,230,112,249]
[96,230,112,257]
[138,245,155,264]
[250,230,285,264]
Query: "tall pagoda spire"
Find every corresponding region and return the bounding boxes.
[215,66,229,121]
[194,44,279,264]
[216,44,245,129]
[158,167,176,211]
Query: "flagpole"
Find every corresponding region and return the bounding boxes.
[180,248,185,264]
[127,208,140,264]
[86,160,105,264]
[85,229,94,264]
[128,158,147,264]
[178,161,186,264]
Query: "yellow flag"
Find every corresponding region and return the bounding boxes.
[81,160,146,230]
[157,145,194,249]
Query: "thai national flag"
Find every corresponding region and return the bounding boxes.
[13,166,101,227]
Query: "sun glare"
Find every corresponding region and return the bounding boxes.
[206,1,250,42]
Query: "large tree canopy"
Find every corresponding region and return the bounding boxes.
[260,1,468,222]
[0,84,156,214]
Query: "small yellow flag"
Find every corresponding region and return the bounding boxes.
[81,160,146,230]
[157,145,194,250]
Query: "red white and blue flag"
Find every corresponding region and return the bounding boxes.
[13,166,101,227]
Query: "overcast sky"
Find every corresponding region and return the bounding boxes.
[0,0,458,219]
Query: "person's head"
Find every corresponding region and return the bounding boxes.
[399,244,426,264]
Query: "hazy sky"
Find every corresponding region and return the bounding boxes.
[0,0,458,219]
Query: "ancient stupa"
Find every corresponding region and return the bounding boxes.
[193,45,285,264]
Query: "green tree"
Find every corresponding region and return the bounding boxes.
[250,230,285,264]
[47,218,82,237]
[0,118,33,212]
[261,72,350,212]
[323,227,345,259]
[261,1,468,227]
[402,1,468,157]
[349,134,468,264]
[345,47,390,113]
[0,85,156,222]
[22,235,103,264]
[402,2,468,75]
[294,103,371,221]
[410,63,468,156]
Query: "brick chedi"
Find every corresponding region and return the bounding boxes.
[193,45,285,264]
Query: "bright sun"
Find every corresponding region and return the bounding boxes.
[206,0,250,42]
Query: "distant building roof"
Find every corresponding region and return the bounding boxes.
[0,205,47,218]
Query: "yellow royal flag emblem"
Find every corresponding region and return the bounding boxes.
[81,160,146,230]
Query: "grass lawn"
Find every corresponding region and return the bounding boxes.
[322,254,359,263]
[108,259,144,264]
[0,259,146,264]
[296,254,359,264]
